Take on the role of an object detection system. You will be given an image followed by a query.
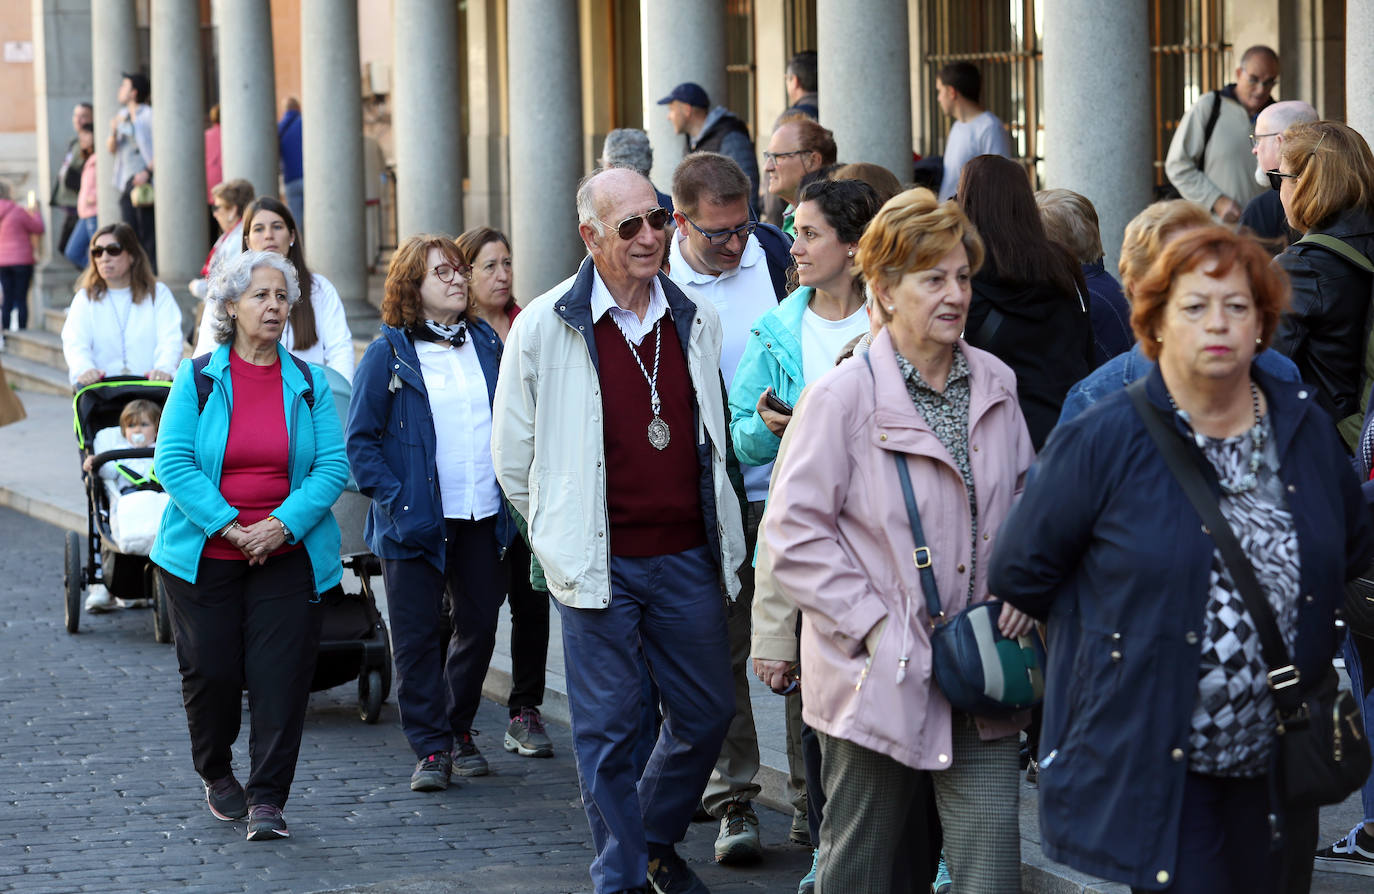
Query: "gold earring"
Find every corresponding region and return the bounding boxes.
[1155,336,1162,343]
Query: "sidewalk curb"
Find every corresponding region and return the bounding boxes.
[0,484,82,534]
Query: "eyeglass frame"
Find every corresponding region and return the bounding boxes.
[762,148,811,165]
[1249,131,1280,148]
[431,262,473,283]
[1239,68,1279,91]
[598,207,671,241]
[680,211,758,247]
[1265,130,1328,191]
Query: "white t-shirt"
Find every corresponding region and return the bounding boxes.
[414,338,502,521]
[801,305,870,385]
[939,110,1014,201]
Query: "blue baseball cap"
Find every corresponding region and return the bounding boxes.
[656,82,710,109]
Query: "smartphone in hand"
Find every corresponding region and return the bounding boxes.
[763,389,794,416]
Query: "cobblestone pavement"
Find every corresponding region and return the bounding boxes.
[0,507,809,893]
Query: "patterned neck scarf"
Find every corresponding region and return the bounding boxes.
[413,318,467,347]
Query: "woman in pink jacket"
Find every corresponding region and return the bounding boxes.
[763,188,1036,893]
[0,180,46,331]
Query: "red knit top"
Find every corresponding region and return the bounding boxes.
[592,314,705,557]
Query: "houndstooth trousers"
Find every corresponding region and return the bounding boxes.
[816,714,1021,893]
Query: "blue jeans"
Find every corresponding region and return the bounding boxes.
[64,216,98,270]
[284,178,304,229]
[557,545,733,894]
[1346,632,1374,825]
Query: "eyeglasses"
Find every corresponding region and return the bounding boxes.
[1249,131,1279,148]
[600,207,671,240]
[763,149,808,164]
[432,263,472,283]
[90,244,125,259]
[1241,69,1279,90]
[1266,130,1328,191]
[682,213,757,247]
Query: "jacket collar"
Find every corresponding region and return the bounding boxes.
[552,257,701,367]
[203,341,313,396]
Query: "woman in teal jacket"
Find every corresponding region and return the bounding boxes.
[152,250,348,842]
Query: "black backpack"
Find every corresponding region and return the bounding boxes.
[191,352,315,413]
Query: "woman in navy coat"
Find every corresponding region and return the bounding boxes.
[990,226,1372,893]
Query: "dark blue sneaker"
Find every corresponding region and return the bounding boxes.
[204,774,247,821]
[647,847,708,893]
[245,804,289,841]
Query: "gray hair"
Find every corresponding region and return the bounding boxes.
[602,128,653,177]
[207,250,301,344]
[576,170,607,237]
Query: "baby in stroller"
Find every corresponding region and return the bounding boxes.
[82,398,168,611]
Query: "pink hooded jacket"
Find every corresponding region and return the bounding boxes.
[0,199,44,267]
[763,328,1035,770]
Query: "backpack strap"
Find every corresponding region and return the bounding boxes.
[192,351,315,413]
[1296,233,1374,273]
[753,222,794,301]
[1198,90,1225,173]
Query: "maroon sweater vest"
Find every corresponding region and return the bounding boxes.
[592,313,706,557]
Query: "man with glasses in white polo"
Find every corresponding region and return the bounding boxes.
[664,151,797,867]
[1166,45,1280,223]
[492,166,745,894]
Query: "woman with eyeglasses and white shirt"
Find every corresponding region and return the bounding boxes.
[61,222,184,388]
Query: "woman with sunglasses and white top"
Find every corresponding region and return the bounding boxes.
[61,221,184,388]
[1270,121,1374,448]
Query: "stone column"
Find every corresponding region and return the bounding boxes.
[1349,1,1374,143]
[392,0,462,237]
[151,0,207,308]
[91,0,138,227]
[1043,1,1152,275]
[464,0,507,232]
[300,0,367,318]
[639,2,727,190]
[817,0,911,183]
[508,0,582,298]
[217,0,278,199]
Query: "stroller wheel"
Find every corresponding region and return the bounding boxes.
[151,570,173,644]
[359,669,383,724]
[64,531,82,634]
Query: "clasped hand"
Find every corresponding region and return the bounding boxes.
[222,518,287,565]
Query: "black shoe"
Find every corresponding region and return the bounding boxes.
[452,731,489,777]
[204,773,247,821]
[647,848,709,893]
[410,751,453,792]
[245,804,289,841]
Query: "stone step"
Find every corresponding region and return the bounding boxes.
[42,307,66,336]
[4,328,66,370]
[2,352,71,396]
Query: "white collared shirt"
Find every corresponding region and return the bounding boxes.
[590,269,671,345]
[414,337,502,521]
[667,231,776,390]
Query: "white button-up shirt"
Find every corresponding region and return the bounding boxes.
[414,337,502,521]
[590,269,671,344]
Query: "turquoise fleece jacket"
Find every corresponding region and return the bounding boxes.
[151,343,349,593]
[728,287,813,467]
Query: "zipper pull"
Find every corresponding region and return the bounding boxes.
[855,655,874,691]
[388,371,401,392]
[896,656,909,684]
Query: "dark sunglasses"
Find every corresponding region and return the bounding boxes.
[602,207,670,240]
[433,263,473,283]
[90,244,125,259]
[1266,170,1296,191]
[682,213,757,247]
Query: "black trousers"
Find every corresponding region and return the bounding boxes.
[381,516,504,758]
[0,264,34,330]
[503,534,549,714]
[118,185,156,272]
[161,549,322,809]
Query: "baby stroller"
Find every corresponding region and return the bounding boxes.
[64,376,174,641]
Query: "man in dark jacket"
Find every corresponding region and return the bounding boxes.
[1240,100,1316,249]
[659,82,761,203]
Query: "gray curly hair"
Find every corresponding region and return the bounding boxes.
[207,250,301,344]
[602,128,653,177]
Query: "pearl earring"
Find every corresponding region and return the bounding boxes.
[1256,337,1262,345]
[847,249,854,258]
[1155,336,1162,343]
[886,306,895,313]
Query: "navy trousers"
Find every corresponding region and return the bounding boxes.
[381,516,504,759]
[557,545,733,894]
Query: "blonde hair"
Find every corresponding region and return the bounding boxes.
[1035,188,1103,265]
[1280,121,1374,232]
[120,398,161,433]
[855,188,984,323]
[1117,200,1213,300]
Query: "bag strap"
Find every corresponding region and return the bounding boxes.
[1198,89,1225,172]
[193,351,315,414]
[970,305,1004,348]
[1296,233,1374,273]
[1126,379,1303,709]
[863,353,945,625]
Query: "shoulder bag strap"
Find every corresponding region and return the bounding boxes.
[863,353,945,624]
[1198,90,1224,172]
[1296,233,1374,273]
[1126,380,1303,708]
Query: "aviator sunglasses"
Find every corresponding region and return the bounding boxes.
[90,244,125,259]
[601,207,671,240]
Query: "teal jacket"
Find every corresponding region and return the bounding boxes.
[728,287,813,467]
[151,343,349,593]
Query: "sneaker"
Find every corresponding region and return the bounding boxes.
[1025,757,1039,786]
[798,848,818,894]
[410,751,452,792]
[85,584,116,614]
[646,848,709,893]
[504,707,554,758]
[789,800,810,846]
[1314,824,1374,877]
[204,773,248,821]
[115,597,151,609]
[452,731,489,777]
[713,800,763,865]
[245,804,289,840]
[934,850,952,893]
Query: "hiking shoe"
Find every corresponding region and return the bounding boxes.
[1314,824,1374,877]
[789,796,810,846]
[452,731,489,777]
[714,800,763,865]
[504,707,554,758]
[647,848,709,893]
[798,848,818,894]
[410,751,452,792]
[204,773,247,821]
[85,585,116,614]
[245,804,289,841]
[934,850,952,893]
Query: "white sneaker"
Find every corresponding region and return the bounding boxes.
[84,585,116,613]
